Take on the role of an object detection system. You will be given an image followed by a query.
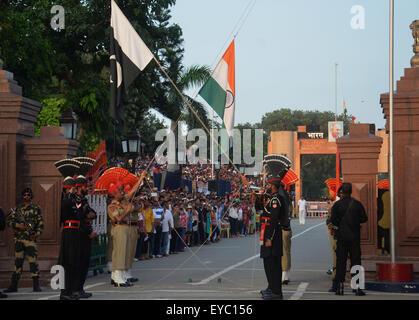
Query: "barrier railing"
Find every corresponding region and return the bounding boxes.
[306,201,329,218]
[86,194,108,275]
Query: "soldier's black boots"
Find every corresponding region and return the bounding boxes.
[262,291,283,300]
[33,277,42,292]
[78,290,92,298]
[328,281,338,293]
[335,282,344,295]
[4,279,18,293]
[355,288,366,296]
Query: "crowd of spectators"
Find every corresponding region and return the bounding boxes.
[106,154,264,262]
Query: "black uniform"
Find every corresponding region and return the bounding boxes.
[58,193,82,298]
[256,188,289,296]
[330,196,368,284]
[78,197,97,293]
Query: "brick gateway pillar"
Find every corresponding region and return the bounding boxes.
[0,68,78,287]
[380,66,419,280]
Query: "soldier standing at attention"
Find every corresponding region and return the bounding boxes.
[74,157,96,298]
[256,154,291,300]
[55,158,83,300]
[4,188,44,293]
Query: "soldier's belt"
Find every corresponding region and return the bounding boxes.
[64,220,80,229]
[114,221,129,225]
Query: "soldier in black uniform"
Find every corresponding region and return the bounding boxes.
[74,157,96,298]
[256,154,291,300]
[55,158,82,300]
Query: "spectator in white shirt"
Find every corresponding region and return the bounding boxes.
[298,196,307,225]
[161,202,173,257]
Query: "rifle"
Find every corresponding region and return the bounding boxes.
[9,208,37,237]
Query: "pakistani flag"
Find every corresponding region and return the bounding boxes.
[110,0,154,120]
[199,40,236,137]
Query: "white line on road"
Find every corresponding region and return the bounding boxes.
[191,222,325,286]
[289,282,309,300]
[37,282,106,300]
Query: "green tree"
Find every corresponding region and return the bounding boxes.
[260,108,352,139]
[34,97,66,136]
[0,0,188,154]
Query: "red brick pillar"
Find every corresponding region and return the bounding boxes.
[0,70,41,286]
[0,68,79,287]
[381,67,419,278]
[22,127,78,285]
[336,124,383,278]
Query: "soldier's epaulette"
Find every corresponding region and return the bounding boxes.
[269,197,281,209]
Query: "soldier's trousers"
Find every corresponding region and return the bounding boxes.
[126,226,138,270]
[263,255,283,295]
[282,230,292,272]
[329,234,337,280]
[111,225,130,271]
[335,240,362,283]
[78,233,92,292]
[11,239,39,281]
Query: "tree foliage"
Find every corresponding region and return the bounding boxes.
[34,97,66,136]
[260,108,351,138]
[0,0,204,154]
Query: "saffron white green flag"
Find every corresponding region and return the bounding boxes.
[199,40,236,137]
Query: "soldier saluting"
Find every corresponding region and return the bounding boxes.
[4,188,44,293]
[256,154,291,300]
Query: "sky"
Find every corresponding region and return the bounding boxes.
[154,0,419,130]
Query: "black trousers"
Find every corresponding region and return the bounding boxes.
[78,233,92,292]
[58,229,80,296]
[263,255,282,295]
[335,240,362,283]
[170,229,177,253]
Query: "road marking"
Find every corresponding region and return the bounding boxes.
[37,282,106,300]
[289,282,309,300]
[290,222,325,240]
[191,222,325,286]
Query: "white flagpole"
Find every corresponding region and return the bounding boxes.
[389,0,396,264]
[212,108,215,179]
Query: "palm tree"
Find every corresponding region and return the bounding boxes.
[163,64,212,171]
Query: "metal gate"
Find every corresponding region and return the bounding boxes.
[86,194,108,275]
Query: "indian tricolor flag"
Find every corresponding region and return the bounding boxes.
[199,40,236,137]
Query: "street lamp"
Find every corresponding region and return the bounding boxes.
[59,109,78,140]
[122,129,141,174]
[122,129,141,154]
[141,142,146,157]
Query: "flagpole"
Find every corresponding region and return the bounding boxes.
[335,63,338,121]
[150,55,247,185]
[211,108,214,179]
[389,0,396,264]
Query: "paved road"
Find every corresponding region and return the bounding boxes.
[4,218,419,300]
